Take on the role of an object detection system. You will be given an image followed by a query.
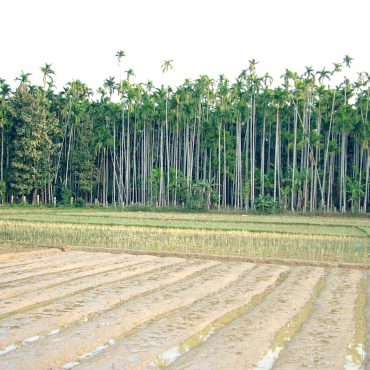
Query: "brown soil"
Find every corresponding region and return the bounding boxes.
[78,264,289,369]
[0,250,367,370]
[164,266,325,370]
[0,259,216,348]
[273,269,363,369]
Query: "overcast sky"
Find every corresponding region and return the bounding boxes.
[2,0,370,90]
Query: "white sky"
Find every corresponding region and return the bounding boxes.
[1,0,370,91]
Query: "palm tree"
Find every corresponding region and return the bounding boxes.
[2,55,369,212]
[317,68,331,84]
[343,54,353,68]
[273,87,287,203]
[304,66,314,79]
[115,50,126,205]
[126,69,135,83]
[115,50,125,64]
[248,59,258,74]
[161,59,174,73]
[97,87,106,101]
[263,73,273,87]
[0,79,11,183]
[15,71,32,85]
[40,63,55,87]
[160,59,174,206]
[332,62,343,74]
[103,76,116,98]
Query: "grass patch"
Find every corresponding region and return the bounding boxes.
[0,207,368,265]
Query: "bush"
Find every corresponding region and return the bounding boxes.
[75,197,85,207]
[186,181,214,210]
[254,195,281,214]
[0,180,6,202]
[61,188,73,205]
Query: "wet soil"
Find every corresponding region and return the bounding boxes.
[0,249,367,370]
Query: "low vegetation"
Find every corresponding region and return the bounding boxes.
[0,208,368,264]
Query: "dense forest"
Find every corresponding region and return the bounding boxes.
[0,54,369,212]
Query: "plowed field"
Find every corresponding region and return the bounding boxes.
[0,249,368,370]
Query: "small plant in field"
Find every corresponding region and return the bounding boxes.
[154,355,167,368]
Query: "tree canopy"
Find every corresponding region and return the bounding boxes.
[0,55,369,212]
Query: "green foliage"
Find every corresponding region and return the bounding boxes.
[0,56,368,214]
[61,187,72,205]
[149,168,161,204]
[75,197,85,207]
[254,195,276,214]
[186,181,214,210]
[8,84,58,199]
[0,180,6,201]
[168,169,188,205]
[72,119,98,198]
[347,177,365,212]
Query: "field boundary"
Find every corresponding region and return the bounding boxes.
[71,247,370,270]
[2,241,370,270]
[0,218,367,239]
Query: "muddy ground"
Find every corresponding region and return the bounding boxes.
[0,249,368,370]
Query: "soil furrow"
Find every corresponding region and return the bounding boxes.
[75,264,289,370]
[0,254,155,299]
[0,262,253,370]
[343,275,367,370]
[0,252,139,285]
[0,259,217,348]
[0,251,98,275]
[0,250,96,271]
[365,272,370,369]
[165,265,325,370]
[0,249,59,263]
[273,269,363,369]
[0,255,178,319]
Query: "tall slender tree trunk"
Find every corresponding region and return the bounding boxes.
[1,128,3,181]
[260,112,266,197]
[274,108,280,202]
[112,121,116,205]
[291,105,297,211]
[218,121,221,209]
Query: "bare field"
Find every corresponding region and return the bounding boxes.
[0,249,368,370]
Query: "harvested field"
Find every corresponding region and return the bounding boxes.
[0,249,368,370]
[0,209,369,264]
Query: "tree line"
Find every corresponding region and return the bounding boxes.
[0,53,369,212]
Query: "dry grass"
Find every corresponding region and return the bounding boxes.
[0,208,367,237]
[0,208,368,264]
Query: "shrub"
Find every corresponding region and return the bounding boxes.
[254,195,281,214]
[61,188,73,205]
[75,197,85,207]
